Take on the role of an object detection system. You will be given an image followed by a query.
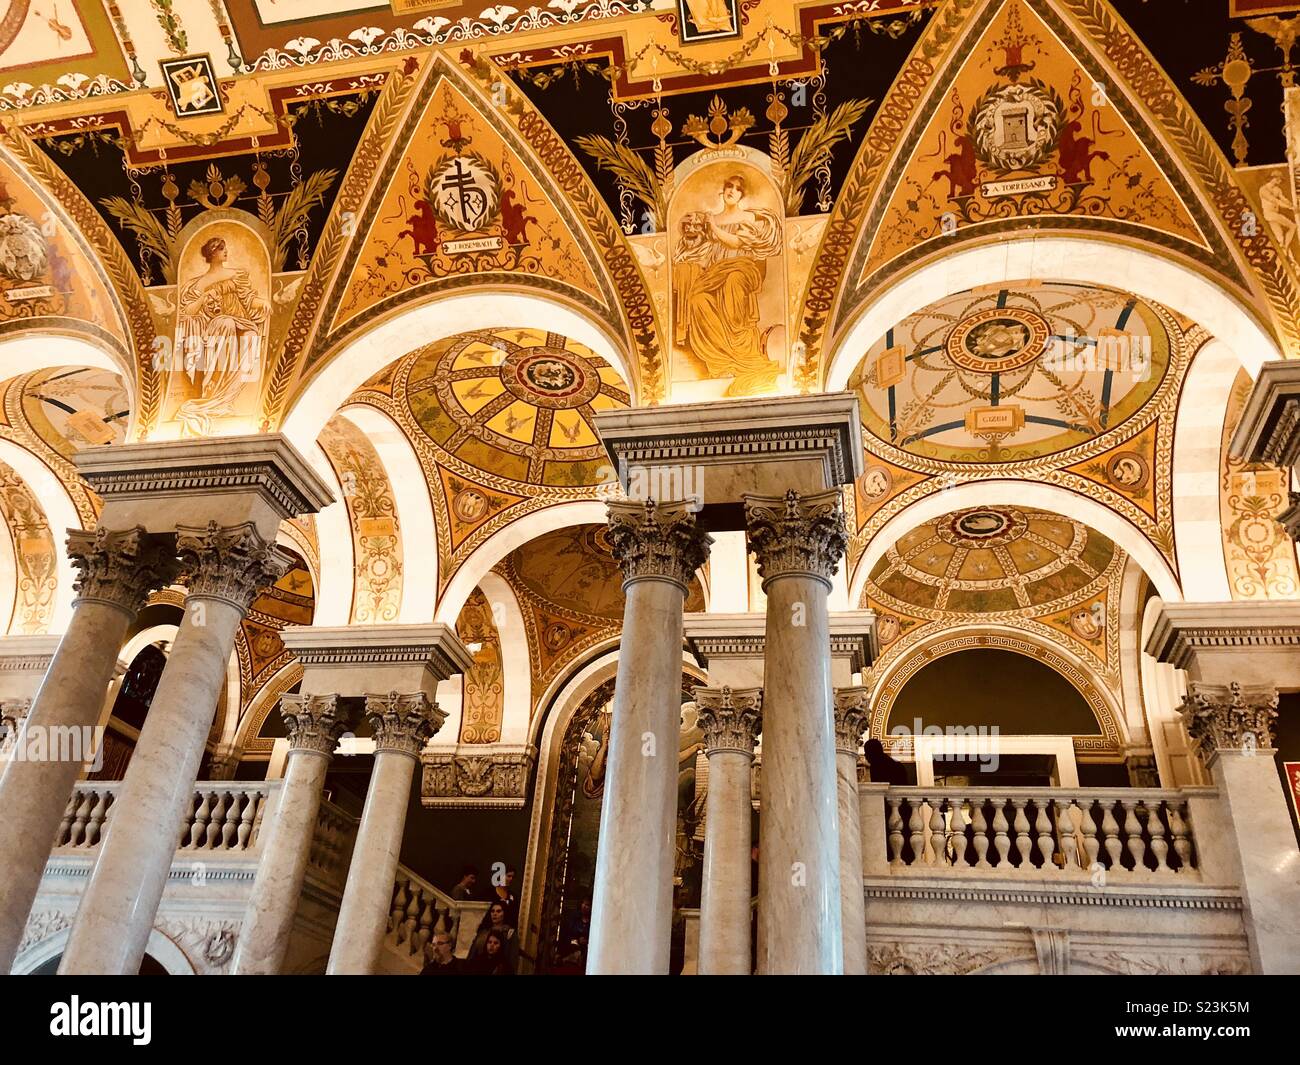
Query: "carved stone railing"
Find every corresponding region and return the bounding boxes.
[52,781,280,855]
[872,787,1208,880]
[382,867,487,970]
[307,798,357,884]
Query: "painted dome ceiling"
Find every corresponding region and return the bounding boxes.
[867,505,1117,617]
[357,328,630,488]
[849,282,1175,464]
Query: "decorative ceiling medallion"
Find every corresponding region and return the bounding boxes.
[945,307,1050,374]
[937,506,1029,548]
[500,346,599,409]
[850,281,1172,464]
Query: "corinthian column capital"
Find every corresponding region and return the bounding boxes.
[605,498,712,590]
[176,520,292,612]
[1181,681,1279,760]
[694,686,762,757]
[743,488,848,589]
[280,693,351,757]
[364,691,446,757]
[833,686,871,756]
[66,526,180,616]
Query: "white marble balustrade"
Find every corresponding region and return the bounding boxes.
[381,867,487,971]
[876,787,1204,879]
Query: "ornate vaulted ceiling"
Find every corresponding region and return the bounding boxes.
[848,281,1176,464]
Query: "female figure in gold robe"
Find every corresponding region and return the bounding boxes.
[173,236,268,436]
[673,173,783,396]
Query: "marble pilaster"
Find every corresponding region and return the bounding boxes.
[327,692,446,975]
[587,499,711,975]
[834,686,871,976]
[745,488,848,975]
[695,685,761,975]
[0,527,178,975]
[232,694,351,975]
[1181,682,1299,974]
[59,522,291,975]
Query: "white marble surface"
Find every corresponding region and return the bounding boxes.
[757,575,842,974]
[327,749,419,974]
[0,603,132,973]
[836,748,866,975]
[587,578,685,974]
[59,596,245,974]
[699,748,753,975]
[1211,752,1300,973]
[231,749,331,974]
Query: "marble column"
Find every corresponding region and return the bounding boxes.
[695,685,761,976]
[745,488,848,975]
[232,694,350,975]
[327,691,445,975]
[833,686,870,976]
[60,521,289,974]
[0,527,177,975]
[587,499,711,975]
[1181,682,1300,974]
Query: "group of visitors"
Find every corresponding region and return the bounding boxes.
[419,864,520,975]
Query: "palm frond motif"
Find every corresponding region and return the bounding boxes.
[574,134,664,229]
[271,169,338,271]
[785,99,872,215]
[99,196,176,283]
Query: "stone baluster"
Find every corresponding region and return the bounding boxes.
[60,522,291,975]
[745,489,847,974]
[971,800,991,868]
[1168,802,1193,871]
[695,685,762,976]
[1100,802,1123,871]
[587,500,711,975]
[1034,802,1055,870]
[1080,801,1101,871]
[0,526,178,975]
[833,687,870,974]
[907,799,925,866]
[886,798,904,867]
[232,694,350,974]
[991,799,1011,866]
[949,799,967,868]
[1122,800,1146,871]
[1148,802,1171,872]
[67,789,94,848]
[928,801,946,866]
[1056,800,1080,870]
[1012,799,1032,868]
[327,692,446,975]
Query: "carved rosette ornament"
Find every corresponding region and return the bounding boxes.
[743,488,848,589]
[694,686,762,757]
[1180,681,1279,759]
[605,498,712,591]
[66,525,181,615]
[280,693,350,757]
[365,691,446,757]
[177,521,292,612]
[833,687,871,756]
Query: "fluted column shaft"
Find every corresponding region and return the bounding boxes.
[746,489,847,975]
[834,687,870,976]
[232,695,349,975]
[327,692,445,975]
[696,686,761,975]
[587,499,711,975]
[60,522,289,974]
[0,527,176,974]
